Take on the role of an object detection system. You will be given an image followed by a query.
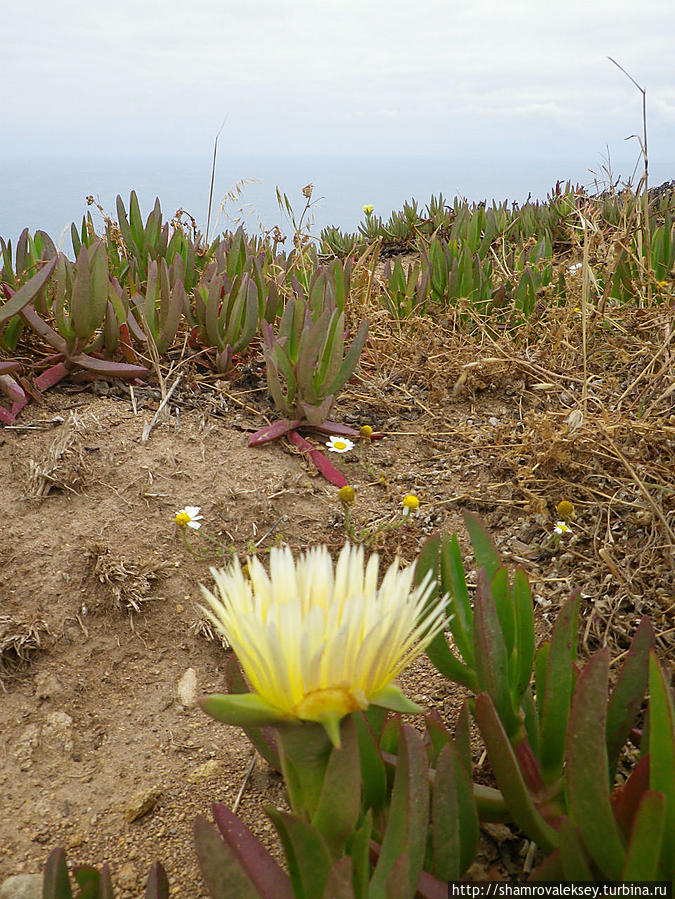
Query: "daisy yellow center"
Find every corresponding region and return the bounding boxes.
[175,511,191,527]
[402,495,419,511]
[333,440,348,450]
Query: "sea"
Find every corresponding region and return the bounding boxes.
[1,154,670,252]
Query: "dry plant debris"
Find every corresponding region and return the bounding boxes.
[24,417,88,500]
[0,615,50,679]
[84,542,170,615]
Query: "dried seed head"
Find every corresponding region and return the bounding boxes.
[338,485,356,506]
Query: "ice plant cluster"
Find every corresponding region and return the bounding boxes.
[199,543,446,743]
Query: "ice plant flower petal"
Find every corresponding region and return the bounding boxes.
[175,506,203,529]
[326,436,355,454]
[199,544,446,739]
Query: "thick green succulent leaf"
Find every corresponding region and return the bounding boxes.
[521,686,541,758]
[534,641,549,723]
[324,317,368,396]
[648,651,675,878]
[622,791,666,880]
[606,617,654,781]
[567,649,626,879]
[266,807,334,899]
[462,510,501,583]
[433,742,479,878]
[88,242,109,334]
[0,256,57,325]
[353,711,387,811]
[512,569,535,701]
[129,190,144,250]
[71,243,96,341]
[316,309,344,389]
[426,633,476,689]
[311,716,361,859]
[474,569,520,738]
[529,849,565,881]
[425,713,454,766]
[539,594,578,784]
[454,701,473,779]
[440,533,474,666]
[348,810,372,899]
[370,683,422,715]
[200,691,292,728]
[193,814,263,899]
[416,529,475,687]
[42,847,74,899]
[611,752,651,839]
[474,692,558,853]
[322,857,353,899]
[369,726,429,897]
[72,864,108,898]
[557,817,594,880]
[491,566,515,658]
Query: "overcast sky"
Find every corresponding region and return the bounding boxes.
[3,0,674,171]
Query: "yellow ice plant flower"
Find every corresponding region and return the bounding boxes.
[199,544,445,739]
[175,506,203,529]
[363,205,374,215]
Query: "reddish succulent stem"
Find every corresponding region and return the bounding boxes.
[286,429,347,487]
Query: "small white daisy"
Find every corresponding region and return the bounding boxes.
[554,521,571,536]
[175,506,204,530]
[326,436,355,454]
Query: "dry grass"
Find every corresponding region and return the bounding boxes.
[84,542,171,617]
[0,614,50,681]
[24,414,89,500]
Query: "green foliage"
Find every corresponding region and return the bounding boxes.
[262,289,368,426]
[416,514,674,882]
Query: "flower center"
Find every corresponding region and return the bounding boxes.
[293,686,368,722]
[175,512,191,527]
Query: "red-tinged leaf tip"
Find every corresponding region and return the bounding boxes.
[211,803,293,899]
[144,861,169,899]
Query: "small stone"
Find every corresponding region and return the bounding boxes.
[117,861,138,891]
[176,668,198,707]
[12,724,41,770]
[188,759,223,783]
[42,711,74,755]
[67,832,85,849]
[34,672,63,701]
[0,873,43,899]
[124,787,160,823]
